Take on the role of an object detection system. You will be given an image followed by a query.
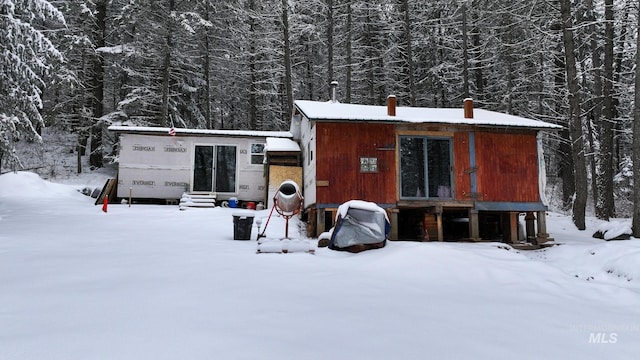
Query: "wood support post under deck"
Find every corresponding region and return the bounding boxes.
[525,212,536,242]
[388,209,399,240]
[535,210,554,244]
[435,206,443,241]
[316,208,326,237]
[469,209,480,241]
[505,212,519,244]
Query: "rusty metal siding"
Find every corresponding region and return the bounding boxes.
[474,132,540,202]
[453,132,472,201]
[315,122,397,205]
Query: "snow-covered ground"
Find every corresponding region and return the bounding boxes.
[1,171,639,360]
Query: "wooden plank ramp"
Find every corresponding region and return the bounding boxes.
[95,178,117,206]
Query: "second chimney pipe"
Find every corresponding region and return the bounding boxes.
[330,81,339,103]
[464,98,474,119]
[387,95,396,116]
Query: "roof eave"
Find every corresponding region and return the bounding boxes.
[107,125,293,138]
[295,117,563,132]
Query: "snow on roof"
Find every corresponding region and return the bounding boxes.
[294,100,562,130]
[265,137,300,152]
[108,125,293,138]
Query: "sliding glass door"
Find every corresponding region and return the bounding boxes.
[193,145,237,193]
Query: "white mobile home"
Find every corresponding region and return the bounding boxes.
[108,125,296,204]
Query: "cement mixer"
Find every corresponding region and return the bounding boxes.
[273,180,303,216]
[258,180,303,239]
[256,180,313,254]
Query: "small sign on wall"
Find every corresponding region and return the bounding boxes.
[360,157,378,173]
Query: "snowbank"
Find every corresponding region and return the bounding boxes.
[1,172,639,360]
[0,171,82,199]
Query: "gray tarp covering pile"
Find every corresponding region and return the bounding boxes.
[329,201,390,253]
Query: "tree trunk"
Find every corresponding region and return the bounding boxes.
[401,0,415,106]
[560,0,588,230]
[203,3,212,129]
[89,0,106,169]
[366,19,375,103]
[326,0,334,93]
[632,3,640,236]
[77,133,88,174]
[281,0,293,117]
[248,0,257,129]
[554,49,574,211]
[598,0,615,219]
[345,0,352,103]
[461,3,470,99]
[585,0,602,215]
[612,1,631,166]
[472,25,484,96]
[160,0,175,128]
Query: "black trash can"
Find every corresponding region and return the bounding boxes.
[233,211,254,240]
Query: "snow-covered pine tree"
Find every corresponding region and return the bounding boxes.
[289,0,326,101]
[0,0,65,171]
[104,0,209,129]
[559,0,588,230]
[45,0,107,172]
[348,0,389,105]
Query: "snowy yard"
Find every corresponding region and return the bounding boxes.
[1,172,639,360]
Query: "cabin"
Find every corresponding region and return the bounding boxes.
[291,95,561,245]
[108,125,301,206]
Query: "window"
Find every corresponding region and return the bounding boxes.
[399,136,452,199]
[250,143,265,165]
[360,157,378,172]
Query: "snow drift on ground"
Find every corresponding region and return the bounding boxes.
[1,171,639,360]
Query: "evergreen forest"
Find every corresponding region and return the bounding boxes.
[1,0,640,230]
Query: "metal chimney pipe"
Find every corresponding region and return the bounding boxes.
[387,95,396,116]
[464,98,474,119]
[330,81,339,103]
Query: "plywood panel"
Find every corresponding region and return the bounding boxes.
[267,165,302,209]
[315,123,396,205]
